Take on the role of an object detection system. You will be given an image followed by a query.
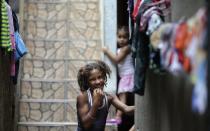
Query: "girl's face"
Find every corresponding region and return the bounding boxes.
[88,69,105,90]
[117,30,129,48]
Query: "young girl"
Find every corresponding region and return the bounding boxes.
[76,60,134,131]
[102,26,135,124]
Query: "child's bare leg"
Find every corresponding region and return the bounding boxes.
[129,125,135,131]
[115,93,127,120]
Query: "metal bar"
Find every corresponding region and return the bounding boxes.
[26,0,68,4]
[19,99,76,103]
[23,58,98,62]
[25,38,69,42]
[18,122,77,126]
[21,78,77,82]
[23,19,99,22]
[64,3,70,131]
[24,19,67,22]
[24,38,100,41]
[18,122,118,127]
[26,0,96,4]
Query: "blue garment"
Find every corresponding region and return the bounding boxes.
[77,89,110,131]
[14,31,28,61]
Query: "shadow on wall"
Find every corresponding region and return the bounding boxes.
[0,49,15,131]
[135,70,208,131]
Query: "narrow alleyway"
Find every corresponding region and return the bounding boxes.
[0,0,210,131]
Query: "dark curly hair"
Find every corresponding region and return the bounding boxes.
[117,26,129,38]
[77,60,111,91]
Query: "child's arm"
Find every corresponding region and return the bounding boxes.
[76,89,104,129]
[108,93,135,115]
[129,125,135,131]
[102,45,131,64]
[76,93,98,129]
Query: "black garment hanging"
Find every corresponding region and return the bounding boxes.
[12,10,19,32]
[132,6,150,96]
[128,0,135,46]
[11,9,20,85]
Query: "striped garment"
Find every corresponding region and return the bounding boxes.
[1,0,12,52]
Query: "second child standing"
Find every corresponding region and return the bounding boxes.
[102,26,134,124]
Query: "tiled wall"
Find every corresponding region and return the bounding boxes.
[18,0,104,130]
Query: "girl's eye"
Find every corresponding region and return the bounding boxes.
[97,76,102,80]
[88,77,95,81]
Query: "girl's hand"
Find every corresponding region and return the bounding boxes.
[92,88,104,107]
[102,46,108,53]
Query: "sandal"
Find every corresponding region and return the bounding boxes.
[106,118,122,124]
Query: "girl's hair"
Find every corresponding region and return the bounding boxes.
[77,60,111,91]
[117,26,129,37]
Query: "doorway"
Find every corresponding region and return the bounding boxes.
[117,0,134,131]
[117,0,129,27]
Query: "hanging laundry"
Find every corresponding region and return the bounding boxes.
[132,31,150,96]
[192,54,207,115]
[14,31,28,61]
[146,12,164,35]
[131,0,171,95]
[184,8,208,115]
[132,6,150,95]
[132,0,152,22]
[132,0,142,21]
[148,7,208,112]
[6,1,16,76]
[140,6,164,34]
[11,8,28,84]
[1,0,12,52]
[6,2,15,50]
[143,6,165,72]
[128,0,135,41]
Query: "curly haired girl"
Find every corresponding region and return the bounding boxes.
[76,60,134,131]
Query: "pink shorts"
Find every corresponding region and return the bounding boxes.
[118,74,134,94]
